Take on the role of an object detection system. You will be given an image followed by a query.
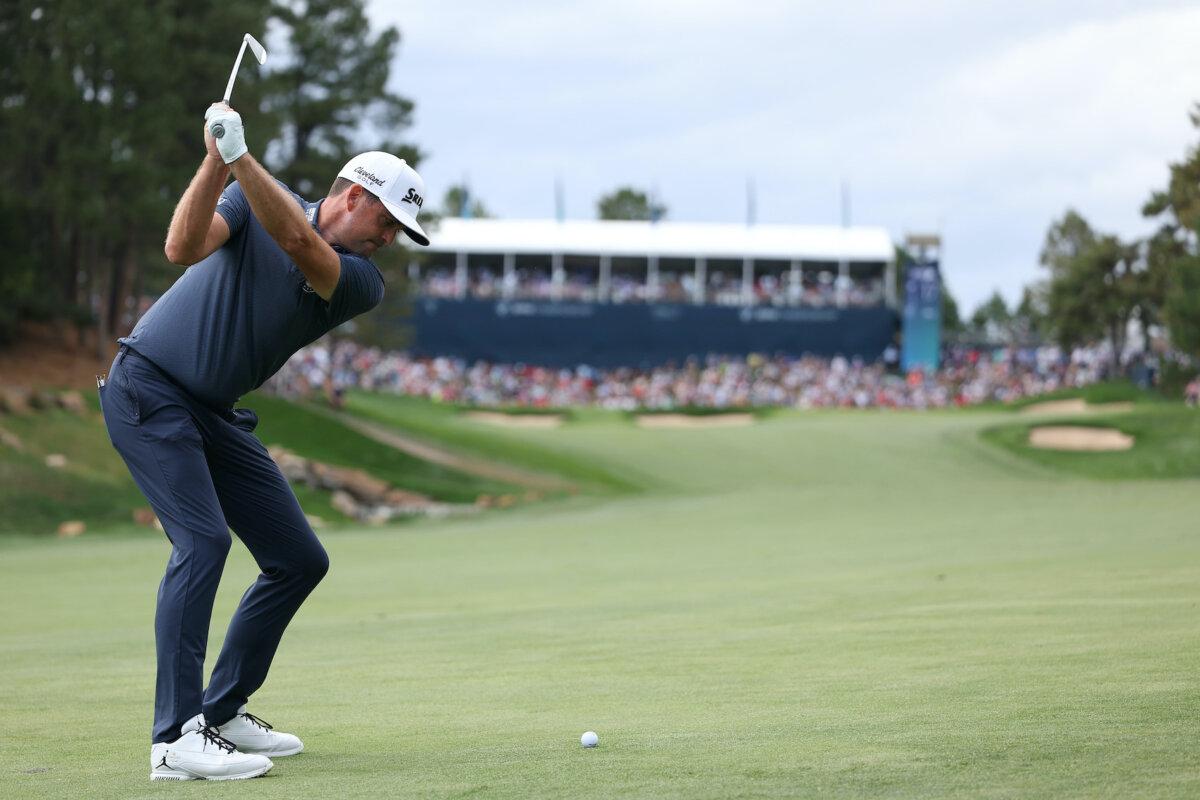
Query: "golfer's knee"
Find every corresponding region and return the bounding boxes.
[295,543,329,587]
[179,526,232,561]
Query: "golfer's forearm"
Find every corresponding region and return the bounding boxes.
[229,154,340,299]
[229,154,313,254]
[165,156,229,265]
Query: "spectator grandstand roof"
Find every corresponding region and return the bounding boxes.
[425,219,894,262]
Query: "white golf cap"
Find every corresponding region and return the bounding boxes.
[337,151,430,246]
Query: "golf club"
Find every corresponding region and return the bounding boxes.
[211,33,267,139]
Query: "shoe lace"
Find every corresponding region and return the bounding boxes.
[198,723,237,754]
[240,712,274,732]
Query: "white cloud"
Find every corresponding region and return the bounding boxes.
[371,1,1200,310]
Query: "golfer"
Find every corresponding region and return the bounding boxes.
[100,102,429,781]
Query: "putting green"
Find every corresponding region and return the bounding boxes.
[1,406,1198,798]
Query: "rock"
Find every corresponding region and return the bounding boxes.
[57,391,88,415]
[0,427,24,452]
[496,494,516,509]
[29,391,58,410]
[523,490,543,503]
[44,453,68,469]
[57,520,86,537]
[270,448,457,521]
[362,506,394,525]
[312,463,390,503]
[0,388,31,415]
[132,507,158,527]
[268,446,310,482]
[304,515,325,529]
[331,490,361,519]
[384,488,431,507]
[474,494,494,508]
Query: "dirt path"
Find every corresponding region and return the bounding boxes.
[328,411,577,492]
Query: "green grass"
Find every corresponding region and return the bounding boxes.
[982,404,1200,479]
[624,405,777,418]
[344,390,642,493]
[0,407,145,535]
[1,404,1199,798]
[0,393,526,537]
[249,393,519,504]
[1001,379,1163,410]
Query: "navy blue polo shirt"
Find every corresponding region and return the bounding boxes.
[120,180,384,409]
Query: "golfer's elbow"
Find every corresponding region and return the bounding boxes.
[164,240,196,266]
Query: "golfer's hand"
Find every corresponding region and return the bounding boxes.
[205,102,247,164]
[202,106,223,162]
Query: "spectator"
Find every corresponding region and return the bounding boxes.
[266,341,1114,412]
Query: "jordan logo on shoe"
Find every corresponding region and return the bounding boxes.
[156,755,172,770]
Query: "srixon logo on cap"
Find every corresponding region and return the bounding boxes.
[403,187,424,208]
[353,166,386,188]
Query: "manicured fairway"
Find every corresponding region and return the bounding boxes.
[2,406,1198,798]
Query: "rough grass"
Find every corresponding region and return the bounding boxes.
[981,404,1200,479]
[0,392,526,537]
[249,393,519,504]
[1001,379,1164,410]
[0,407,145,535]
[344,391,642,494]
[1,404,1198,798]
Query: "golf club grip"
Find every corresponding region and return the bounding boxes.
[211,123,225,139]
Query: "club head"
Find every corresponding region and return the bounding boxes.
[244,33,267,65]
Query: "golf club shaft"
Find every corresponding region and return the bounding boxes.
[223,40,248,104]
[212,40,249,139]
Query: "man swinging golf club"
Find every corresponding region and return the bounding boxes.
[100,93,429,781]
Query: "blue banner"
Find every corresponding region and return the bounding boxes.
[901,261,941,372]
[409,298,898,368]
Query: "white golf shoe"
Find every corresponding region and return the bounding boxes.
[215,706,304,756]
[150,714,273,781]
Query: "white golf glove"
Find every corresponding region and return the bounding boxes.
[205,103,248,164]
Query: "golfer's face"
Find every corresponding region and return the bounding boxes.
[350,192,404,256]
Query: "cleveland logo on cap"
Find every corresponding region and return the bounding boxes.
[353,166,386,188]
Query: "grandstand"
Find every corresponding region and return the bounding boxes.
[409,218,899,367]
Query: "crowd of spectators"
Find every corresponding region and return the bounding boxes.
[266,341,1115,411]
[417,267,884,308]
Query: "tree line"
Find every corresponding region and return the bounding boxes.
[0,0,420,351]
[951,104,1200,376]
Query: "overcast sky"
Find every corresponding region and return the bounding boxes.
[368,0,1200,312]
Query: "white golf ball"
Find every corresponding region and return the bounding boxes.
[580,731,599,748]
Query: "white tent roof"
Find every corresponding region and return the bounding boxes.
[424,218,894,262]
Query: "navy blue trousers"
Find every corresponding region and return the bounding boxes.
[101,347,328,743]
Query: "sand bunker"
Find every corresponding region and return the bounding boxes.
[1020,399,1134,416]
[1028,426,1134,451]
[464,411,564,429]
[635,413,756,429]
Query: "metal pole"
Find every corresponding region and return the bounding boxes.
[502,253,515,299]
[551,253,564,301]
[599,255,611,303]
[455,252,468,300]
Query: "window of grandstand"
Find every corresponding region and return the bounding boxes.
[413,219,897,310]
